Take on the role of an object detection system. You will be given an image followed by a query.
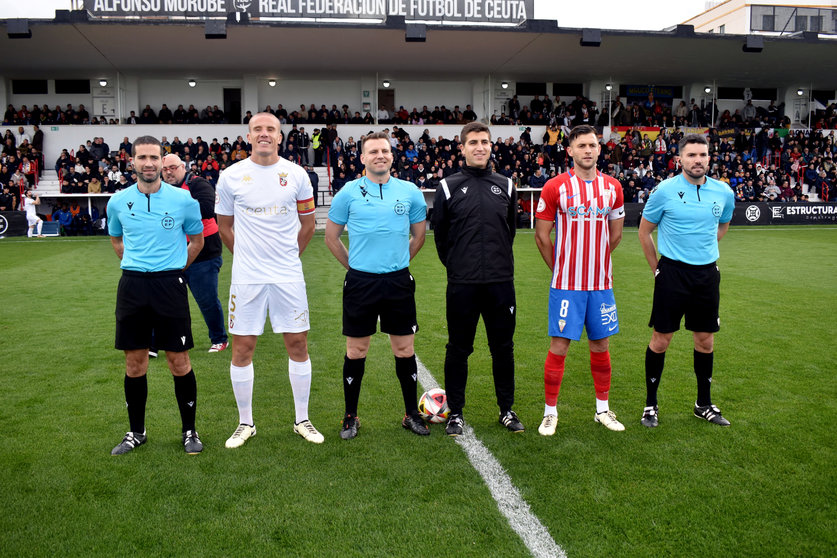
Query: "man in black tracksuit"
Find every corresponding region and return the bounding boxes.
[432,121,524,436]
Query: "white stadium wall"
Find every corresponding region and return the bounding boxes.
[255,78,364,115]
[138,79,245,114]
[386,80,473,112]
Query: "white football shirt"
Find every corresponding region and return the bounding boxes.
[216,157,315,284]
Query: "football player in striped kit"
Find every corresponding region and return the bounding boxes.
[534,125,626,435]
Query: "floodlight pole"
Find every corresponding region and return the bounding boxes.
[712,80,717,127]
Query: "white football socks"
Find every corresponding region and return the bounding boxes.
[288,358,312,424]
[230,362,254,426]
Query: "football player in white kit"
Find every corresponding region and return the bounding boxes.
[23,190,44,238]
[216,112,324,447]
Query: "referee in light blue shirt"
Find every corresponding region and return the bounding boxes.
[106,135,205,456]
[638,133,735,429]
[325,131,429,440]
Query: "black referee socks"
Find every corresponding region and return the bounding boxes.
[395,355,419,415]
[124,374,147,434]
[694,350,714,407]
[343,355,366,416]
[173,370,197,433]
[645,346,666,407]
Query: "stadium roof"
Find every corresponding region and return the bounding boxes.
[1,15,835,89]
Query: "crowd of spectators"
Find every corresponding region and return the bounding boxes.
[599,127,835,205]
[1,101,482,127]
[4,98,837,129]
[494,93,837,131]
[1,125,46,210]
[3,118,834,232]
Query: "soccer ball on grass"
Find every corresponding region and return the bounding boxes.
[418,388,449,424]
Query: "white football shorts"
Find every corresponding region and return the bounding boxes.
[228,282,310,335]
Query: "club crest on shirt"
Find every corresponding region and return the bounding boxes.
[278,172,288,187]
[491,185,502,195]
[394,202,406,215]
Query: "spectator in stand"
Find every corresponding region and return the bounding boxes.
[61,167,80,193]
[16,126,30,146]
[529,167,547,189]
[159,103,173,124]
[174,104,188,124]
[55,202,73,235]
[90,137,110,161]
[377,106,391,123]
[0,183,16,210]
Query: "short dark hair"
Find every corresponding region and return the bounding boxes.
[360,131,391,153]
[567,125,597,144]
[131,136,164,157]
[678,133,708,153]
[461,121,491,143]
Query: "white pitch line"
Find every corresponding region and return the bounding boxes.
[415,355,565,558]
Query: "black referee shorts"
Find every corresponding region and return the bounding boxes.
[342,267,418,338]
[115,270,194,352]
[649,256,721,334]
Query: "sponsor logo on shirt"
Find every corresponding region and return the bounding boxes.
[244,205,289,216]
[567,205,612,218]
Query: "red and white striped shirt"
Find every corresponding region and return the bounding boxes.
[535,171,625,291]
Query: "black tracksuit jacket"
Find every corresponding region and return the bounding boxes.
[431,165,517,283]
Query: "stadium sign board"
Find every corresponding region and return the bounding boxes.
[623,202,837,227]
[84,0,534,25]
[0,211,28,237]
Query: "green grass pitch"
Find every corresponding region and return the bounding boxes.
[0,226,834,557]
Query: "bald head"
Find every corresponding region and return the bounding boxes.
[162,153,186,185]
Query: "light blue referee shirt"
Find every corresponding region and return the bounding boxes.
[642,174,735,265]
[328,176,427,273]
[107,183,203,272]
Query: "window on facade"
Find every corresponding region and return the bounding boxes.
[718,24,725,33]
[795,15,807,31]
[810,16,822,32]
[762,15,775,31]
